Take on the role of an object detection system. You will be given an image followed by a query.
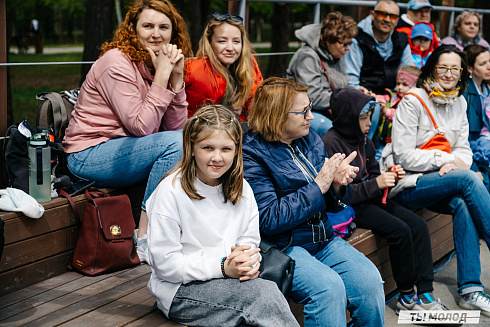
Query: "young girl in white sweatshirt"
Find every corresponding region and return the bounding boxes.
[146,104,299,327]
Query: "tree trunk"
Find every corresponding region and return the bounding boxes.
[474,0,490,40]
[80,0,115,84]
[188,0,210,54]
[439,0,455,39]
[266,3,291,78]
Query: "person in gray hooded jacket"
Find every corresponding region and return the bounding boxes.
[287,12,358,137]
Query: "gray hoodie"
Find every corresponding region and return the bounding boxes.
[286,24,351,112]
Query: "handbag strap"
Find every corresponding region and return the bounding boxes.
[320,60,336,92]
[405,92,441,133]
[58,188,81,222]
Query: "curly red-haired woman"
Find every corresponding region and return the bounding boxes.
[63,0,192,263]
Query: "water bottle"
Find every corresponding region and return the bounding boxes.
[28,133,51,202]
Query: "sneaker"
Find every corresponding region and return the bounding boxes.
[413,298,449,311]
[133,229,148,264]
[459,291,490,317]
[396,292,418,315]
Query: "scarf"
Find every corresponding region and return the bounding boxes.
[454,33,482,48]
[423,77,460,106]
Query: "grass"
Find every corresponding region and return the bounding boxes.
[9,52,84,124]
[8,46,300,124]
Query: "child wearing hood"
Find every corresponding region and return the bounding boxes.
[410,22,439,69]
[322,88,448,314]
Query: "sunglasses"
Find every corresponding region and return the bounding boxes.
[374,10,399,22]
[337,40,353,48]
[289,101,313,119]
[212,13,244,23]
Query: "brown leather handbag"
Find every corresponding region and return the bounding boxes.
[60,188,140,276]
[406,92,452,154]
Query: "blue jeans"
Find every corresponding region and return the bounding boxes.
[394,169,490,295]
[67,131,183,210]
[285,236,385,327]
[310,112,333,137]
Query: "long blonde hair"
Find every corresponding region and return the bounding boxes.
[172,105,243,204]
[100,0,193,61]
[196,16,254,109]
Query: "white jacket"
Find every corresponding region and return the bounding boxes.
[146,171,261,317]
[390,87,473,194]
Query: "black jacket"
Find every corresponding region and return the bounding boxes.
[322,88,383,204]
[356,29,409,94]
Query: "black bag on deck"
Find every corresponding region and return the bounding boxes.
[3,124,44,193]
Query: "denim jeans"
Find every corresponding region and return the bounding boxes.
[285,236,385,327]
[394,169,490,295]
[67,131,183,210]
[168,278,299,327]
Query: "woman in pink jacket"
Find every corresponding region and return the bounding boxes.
[63,0,192,263]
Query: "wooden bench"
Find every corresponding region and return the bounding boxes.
[0,188,454,326]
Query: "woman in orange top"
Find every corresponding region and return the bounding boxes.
[185,14,263,120]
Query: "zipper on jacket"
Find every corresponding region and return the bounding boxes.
[287,144,317,182]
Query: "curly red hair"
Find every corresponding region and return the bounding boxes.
[100,0,192,61]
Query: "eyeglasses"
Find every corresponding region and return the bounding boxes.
[289,101,313,119]
[374,10,399,21]
[435,65,463,76]
[212,13,244,23]
[337,40,353,48]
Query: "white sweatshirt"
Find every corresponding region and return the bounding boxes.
[146,170,261,317]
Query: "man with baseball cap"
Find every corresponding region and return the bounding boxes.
[397,0,432,33]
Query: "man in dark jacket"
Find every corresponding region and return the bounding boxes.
[344,0,414,95]
[322,88,448,314]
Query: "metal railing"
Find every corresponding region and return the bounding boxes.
[2,0,490,68]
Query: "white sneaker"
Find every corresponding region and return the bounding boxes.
[413,298,449,311]
[133,229,148,264]
[459,291,490,317]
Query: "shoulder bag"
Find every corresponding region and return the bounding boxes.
[258,236,295,295]
[60,188,140,276]
[406,92,452,154]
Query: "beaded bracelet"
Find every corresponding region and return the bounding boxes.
[220,257,228,278]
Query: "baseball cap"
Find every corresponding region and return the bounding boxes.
[408,0,433,11]
[411,23,433,40]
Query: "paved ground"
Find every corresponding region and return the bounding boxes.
[384,242,490,326]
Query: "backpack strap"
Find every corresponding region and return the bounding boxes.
[44,92,69,139]
[405,92,441,133]
[320,60,335,91]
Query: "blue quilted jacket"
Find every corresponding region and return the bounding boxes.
[243,129,351,248]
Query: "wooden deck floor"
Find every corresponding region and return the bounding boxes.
[0,264,183,327]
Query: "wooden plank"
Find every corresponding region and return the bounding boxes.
[62,287,157,327]
[26,272,151,327]
[366,244,390,268]
[426,214,452,235]
[0,252,73,297]
[0,264,150,326]
[124,310,186,327]
[432,237,455,263]
[0,269,122,321]
[383,275,397,295]
[3,205,80,245]
[0,271,81,309]
[1,227,78,272]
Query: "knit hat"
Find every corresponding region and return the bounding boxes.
[411,23,433,40]
[408,0,432,11]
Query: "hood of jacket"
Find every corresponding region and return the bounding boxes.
[294,24,335,62]
[330,88,374,144]
[409,22,439,57]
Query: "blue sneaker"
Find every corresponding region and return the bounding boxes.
[396,292,418,315]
